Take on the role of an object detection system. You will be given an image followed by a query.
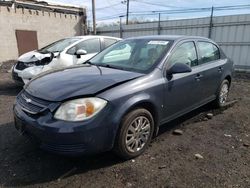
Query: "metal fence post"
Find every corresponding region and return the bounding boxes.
[208,6,214,38]
[119,16,123,38]
[158,13,161,35]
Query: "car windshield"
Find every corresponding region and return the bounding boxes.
[38,38,80,53]
[89,39,172,73]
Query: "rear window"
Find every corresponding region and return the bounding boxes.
[197,41,220,64]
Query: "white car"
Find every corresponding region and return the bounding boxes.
[12,35,121,85]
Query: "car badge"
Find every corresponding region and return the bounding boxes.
[26,98,32,103]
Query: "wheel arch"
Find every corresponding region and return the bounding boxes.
[113,96,160,144]
[127,101,159,137]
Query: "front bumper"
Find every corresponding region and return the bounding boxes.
[13,101,117,156]
[12,64,45,85]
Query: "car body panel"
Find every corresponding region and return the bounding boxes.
[25,65,143,101]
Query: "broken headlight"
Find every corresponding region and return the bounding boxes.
[54,98,107,121]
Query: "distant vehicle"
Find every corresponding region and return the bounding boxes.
[12,35,121,85]
[14,35,233,159]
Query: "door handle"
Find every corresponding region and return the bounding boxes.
[218,67,223,73]
[195,74,203,81]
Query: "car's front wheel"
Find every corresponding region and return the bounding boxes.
[114,108,154,159]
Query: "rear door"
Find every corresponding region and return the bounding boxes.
[195,41,226,101]
[163,40,202,121]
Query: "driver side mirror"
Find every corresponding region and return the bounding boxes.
[166,63,192,76]
[76,49,87,58]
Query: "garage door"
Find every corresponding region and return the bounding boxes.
[15,30,38,56]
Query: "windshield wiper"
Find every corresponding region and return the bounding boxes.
[83,60,94,65]
[83,62,125,71]
[96,64,124,70]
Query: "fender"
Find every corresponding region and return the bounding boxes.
[111,92,160,137]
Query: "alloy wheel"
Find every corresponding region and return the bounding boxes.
[125,116,151,153]
[219,83,229,104]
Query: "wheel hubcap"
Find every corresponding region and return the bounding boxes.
[125,116,151,153]
[219,83,229,104]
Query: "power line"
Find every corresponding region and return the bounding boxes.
[129,4,250,14]
[95,4,250,21]
[133,0,184,8]
[97,13,126,21]
[87,2,121,12]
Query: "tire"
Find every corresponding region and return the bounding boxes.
[214,79,230,108]
[114,108,154,159]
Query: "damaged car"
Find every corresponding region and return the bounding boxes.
[12,35,121,85]
[13,35,233,159]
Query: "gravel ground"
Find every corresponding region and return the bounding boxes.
[0,66,249,188]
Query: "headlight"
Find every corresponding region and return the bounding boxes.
[54,98,107,121]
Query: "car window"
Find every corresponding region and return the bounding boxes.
[38,38,80,53]
[103,38,117,48]
[197,41,220,64]
[168,42,198,67]
[90,39,172,73]
[67,38,101,55]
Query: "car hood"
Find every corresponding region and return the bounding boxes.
[25,65,143,101]
[19,50,59,61]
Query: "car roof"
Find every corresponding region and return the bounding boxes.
[126,35,212,42]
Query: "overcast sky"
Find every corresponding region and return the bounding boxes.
[48,0,250,25]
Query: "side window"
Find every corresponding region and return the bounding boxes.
[103,38,117,48]
[197,42,220,64]
[168,42,198,67]
[67,38,101,55]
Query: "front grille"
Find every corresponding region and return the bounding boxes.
[17,91,51,114]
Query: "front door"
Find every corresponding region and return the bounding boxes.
[162,41,202,122]
[65,38,101,65]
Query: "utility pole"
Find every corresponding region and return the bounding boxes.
[92,0,96,35]
[126,0,129,25]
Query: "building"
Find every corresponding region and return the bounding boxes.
[0,0,86,62]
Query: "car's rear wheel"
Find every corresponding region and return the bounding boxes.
[215,79,230,107]
[114,108,154,159]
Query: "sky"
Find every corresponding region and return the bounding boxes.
[47,0,250,26]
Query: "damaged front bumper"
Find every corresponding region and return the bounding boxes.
[12,64,44,85]
[12,66,24,85]
[12,51,56,85]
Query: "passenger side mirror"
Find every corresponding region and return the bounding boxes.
[167,63,192,76]
[76,49,87,58]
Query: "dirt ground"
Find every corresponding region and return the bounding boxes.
[0,65,249,188]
